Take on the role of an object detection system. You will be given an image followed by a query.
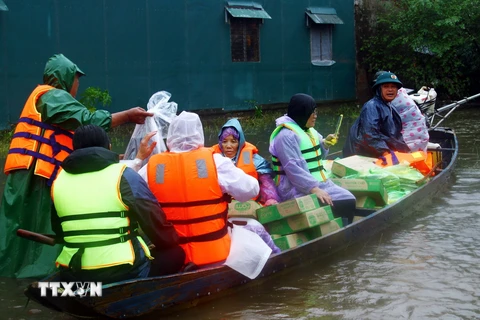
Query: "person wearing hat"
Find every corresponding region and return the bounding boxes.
[343,71,411,158]
[372,70,430,154]
[269,93,356,224]
[0,53,153,278]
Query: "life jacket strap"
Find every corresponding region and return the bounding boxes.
[58,211,129,222]
[301,144,321,153]
[169,207,228,225]
[178,221,228,244]
[63,233,138,249]
[17,117,74,138]
[8,147,63,186]
[62,226,137,237]
[272,153,322,166]
[160,194,231,208]
[12,132,73,155]
[274,165,325,176]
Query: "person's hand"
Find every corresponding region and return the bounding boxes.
[136,131,158,160]
[311,187,333,206]
[264,199,278,206]
[127,107,154,124]
[324,134,338,148]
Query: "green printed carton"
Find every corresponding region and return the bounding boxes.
[272,217,343,251]
[265,206,334,235]
[331,178,388,206]
[355,196,376,209]
[256,194,320,224]
[273,232,311,251]
[303,217,343,238]
[331,155,380,177]
[228,200,262,219]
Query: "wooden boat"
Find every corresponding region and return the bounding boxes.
[24,127,458,319]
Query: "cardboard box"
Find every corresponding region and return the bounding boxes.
[355,196,376,209]
[331,178,388,206]
[256,194,320,224]
[272,217,343,251]
[331,155,380,177]
[353,216,365,223]
[228,200,262,219]
[303,217,343,238]
[273,232,311,251]
[265,206,334,235]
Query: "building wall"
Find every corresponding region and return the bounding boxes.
[0,0,356,128]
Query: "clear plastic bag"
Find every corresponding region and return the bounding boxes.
[146,91,178,138]
[123,91,178,166]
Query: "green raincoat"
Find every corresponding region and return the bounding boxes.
[0,54,112,278]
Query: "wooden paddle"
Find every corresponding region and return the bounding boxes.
[16,229,56,246]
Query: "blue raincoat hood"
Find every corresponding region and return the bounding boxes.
[217,118,246,161]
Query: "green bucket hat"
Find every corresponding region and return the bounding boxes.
[372,71,402,89]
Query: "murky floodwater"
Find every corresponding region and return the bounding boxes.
[1,107,479,319]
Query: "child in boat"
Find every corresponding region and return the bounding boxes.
[269,93,356,224]
[212,118,281,206]
[51,125,185,283]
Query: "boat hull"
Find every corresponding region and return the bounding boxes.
[25,127,458,319]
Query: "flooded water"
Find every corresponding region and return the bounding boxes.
[1,107,480,319]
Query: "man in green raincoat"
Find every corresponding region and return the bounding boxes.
[0,53,153,278]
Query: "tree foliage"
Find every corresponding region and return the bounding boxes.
[78,87,113,113]
[358,0,480,99]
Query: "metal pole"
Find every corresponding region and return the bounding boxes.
[436,92,480,113]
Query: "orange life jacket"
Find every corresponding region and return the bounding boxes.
[147,148,231,266]
[375,151,432,175]
[211,142,258,179]
[211,142,259,201]
[4,85,74,185]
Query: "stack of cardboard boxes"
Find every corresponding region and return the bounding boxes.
[225,155,421,251]
[256,194,343,251]
[330,155,389,210]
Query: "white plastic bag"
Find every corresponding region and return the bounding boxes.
[224,226,272,279]
[123,91,178,166]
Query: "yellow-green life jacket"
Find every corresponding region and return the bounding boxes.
[52,163,151,270]
[270,122,326,185]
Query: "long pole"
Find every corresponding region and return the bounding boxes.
[436,93,480,113]
[429,92,480,128]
